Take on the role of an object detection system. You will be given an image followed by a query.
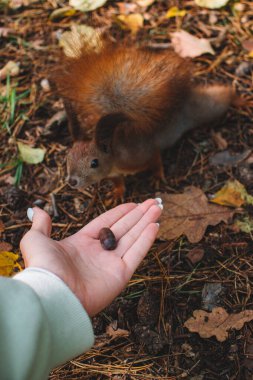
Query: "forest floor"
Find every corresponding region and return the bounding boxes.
[1,0,253,379]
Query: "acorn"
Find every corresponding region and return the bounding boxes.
[99,227,117,250]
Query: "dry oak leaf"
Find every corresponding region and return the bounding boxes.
[184,307,253,342]
[157,187,234,243]
[171,30,215,58]
[106,324,130,340]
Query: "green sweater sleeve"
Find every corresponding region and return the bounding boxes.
[0,268,94,380]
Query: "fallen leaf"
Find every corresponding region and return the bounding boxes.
[17,142,46,164]
[117,14,144,35]
[184,307,253,342]
[186,247,205,265]
[8,0,37,8]
[106,324,129,339]
[136,0,155,7]
[235,217,253,234]
[0,251,22,277]
[69,0,107,12]
[202,283,224,311]
[194,0,230,9]
[211,131,228,150]
[165,6,187,18]
[0,241,13,251]
[0,27,14,37]
[0,61,20,81]
[50,7,76,21]
[59,24,102,58]
[171,30,215,58]
[117,2,137,14]
[209,149,251,167]
[210,180,253,208]
[157,187,234,243]
[242,39,253,52]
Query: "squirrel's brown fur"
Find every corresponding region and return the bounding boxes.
[53,41,235,196]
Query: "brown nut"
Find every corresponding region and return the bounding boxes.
[99,227,117,250]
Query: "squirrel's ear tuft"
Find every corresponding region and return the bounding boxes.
[95,113,128,153]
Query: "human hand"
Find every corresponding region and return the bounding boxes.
[20,199,162,316]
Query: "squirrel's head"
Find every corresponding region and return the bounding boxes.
[66,113,128,189]
[67,140,113,189]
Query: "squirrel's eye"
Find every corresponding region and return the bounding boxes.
[90,159,99,168]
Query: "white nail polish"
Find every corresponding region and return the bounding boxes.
[27,208,34,222]
[158,203,163,210]
[155,197,162,205]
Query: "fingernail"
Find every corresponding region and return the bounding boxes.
[156,222,160,227]
[27,208,34,222]
[158,203,163,210]
[155,197,163,205]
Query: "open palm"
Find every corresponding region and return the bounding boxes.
[20,199,162,316]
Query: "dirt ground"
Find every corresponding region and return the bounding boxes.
[1,0,253,379]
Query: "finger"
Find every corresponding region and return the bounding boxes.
[81,202,137,238]
[111,199,161,241]
[123,223,159,275]
[29,207,52,237]
[116,204,162,256]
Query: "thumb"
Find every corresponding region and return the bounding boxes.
[27,207,52,237]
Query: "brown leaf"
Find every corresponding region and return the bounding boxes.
[106,324,130,339]
[0,241,13,252]
[186,247,204,264]
[171,30,215,58]
[157,187,234,243]
[211,131,228,150]
[184,307,253,342]
[242,39,253,52]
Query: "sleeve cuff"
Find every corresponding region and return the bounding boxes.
[14,268,94,368]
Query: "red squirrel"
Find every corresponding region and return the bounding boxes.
[53,39,235,198]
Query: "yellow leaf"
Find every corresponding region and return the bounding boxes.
[117,14,144,35]
[0,251,22,277]
[49,7,76,21]
[210,180,253,208]
[165,6,187,18]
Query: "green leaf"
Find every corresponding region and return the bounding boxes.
[17,142,46,164]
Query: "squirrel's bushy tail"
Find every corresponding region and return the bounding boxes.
[184,85,236,129]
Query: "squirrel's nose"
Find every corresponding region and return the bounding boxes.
[68,176,79,188]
